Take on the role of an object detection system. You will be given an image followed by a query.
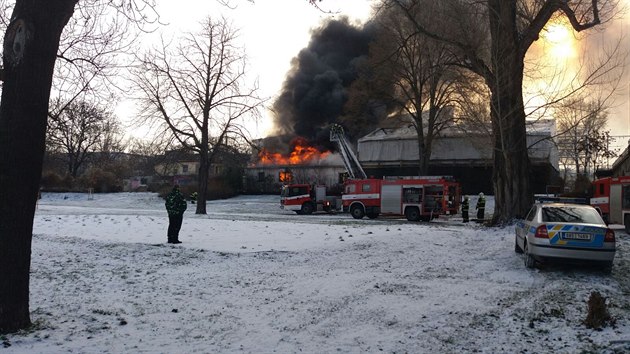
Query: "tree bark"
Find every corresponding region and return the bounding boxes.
[196,147,209,214]
[487,0,532,224]
[0,0,77,333]
[415,123,429,175]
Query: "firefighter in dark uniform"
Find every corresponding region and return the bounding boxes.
[476,192,486,223]
[461,196,469,222]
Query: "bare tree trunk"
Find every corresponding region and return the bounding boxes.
[488,0,531,224]
[196,149,209,214]
[0,0,76,333]
[195,113,210,214]
[416,134,429,175]
[412,111,429,175]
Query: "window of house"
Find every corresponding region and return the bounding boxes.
[182,164,189,173]
[279,171,292,183]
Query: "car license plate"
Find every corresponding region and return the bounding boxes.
[562,232,591,241]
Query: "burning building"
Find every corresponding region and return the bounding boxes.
[244,136,347,194]
[243,18,375,194]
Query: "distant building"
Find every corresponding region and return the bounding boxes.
[153,150,223,187]
[243,117,560,195]
[244,148,346,194]
[357,117,559,194]
[154,158,199,186]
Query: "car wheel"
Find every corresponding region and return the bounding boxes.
[301,203,314,215]
[514,235,523,254]
[350,204,365,219]
[523,241,536,269]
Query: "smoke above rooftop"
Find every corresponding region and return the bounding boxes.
[270,17,376,151]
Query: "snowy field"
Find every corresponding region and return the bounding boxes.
[3,192,630,353]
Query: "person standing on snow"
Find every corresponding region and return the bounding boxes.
[476,192,486,223]
[165,185,187,244]
[461,195,469,222]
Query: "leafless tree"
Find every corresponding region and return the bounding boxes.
[46,100,120,178]
[0,0,157,334]
[0,0,158,123]
[382,0,621,224]
[556,96,616,179]
[133,16,263,214]
[127,137,174,178]
[46,1,150,123]
[368,4,476,175]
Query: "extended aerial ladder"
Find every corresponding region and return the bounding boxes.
[329,124,367,179]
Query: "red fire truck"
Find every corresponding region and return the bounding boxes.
[280,125,461,221]
[342,176,461,221]
[590,176,630,232]
[280,184,341,214]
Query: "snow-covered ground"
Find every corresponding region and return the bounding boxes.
[3,192,630,353]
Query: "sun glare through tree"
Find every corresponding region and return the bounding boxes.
[542,21,577,60]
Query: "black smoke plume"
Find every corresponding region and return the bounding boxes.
[271,17,376,152]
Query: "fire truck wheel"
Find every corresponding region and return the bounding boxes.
[301,203,314,215]
[405,207,420,222]
[350,204,365,219]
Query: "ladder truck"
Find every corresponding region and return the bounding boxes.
[329,124,461,221]
[329,124,367,180]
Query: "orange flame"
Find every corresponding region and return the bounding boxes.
[279,171,293,182]
[258,137,331,165]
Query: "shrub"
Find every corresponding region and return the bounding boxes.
[78,168,122,193]
[40,171,74,192]
[583,291,614,329]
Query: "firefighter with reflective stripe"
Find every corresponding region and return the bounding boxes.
[461,196,469,222]
[476,192,486,223]
[165,185,187,243]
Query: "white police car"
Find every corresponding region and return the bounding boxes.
[515,201,615,271]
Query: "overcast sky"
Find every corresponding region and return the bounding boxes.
[118,0,376,140]
[119,0,630,157]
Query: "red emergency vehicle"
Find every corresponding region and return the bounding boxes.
[280,184,340,214]
[591,176,630,231]
[342,176,460,221]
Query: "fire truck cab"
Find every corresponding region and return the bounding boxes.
[280,184,340,214]
[342,176,460,221]
[591,176,630,232]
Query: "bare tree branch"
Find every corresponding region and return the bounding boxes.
[132,16,263,214]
